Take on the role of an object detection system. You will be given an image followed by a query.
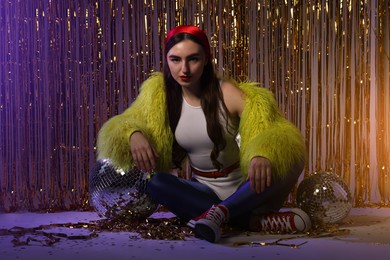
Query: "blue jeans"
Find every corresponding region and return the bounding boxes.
[146,164,303,229]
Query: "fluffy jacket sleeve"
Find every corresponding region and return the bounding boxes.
[96,72,173,171]
[238,81,306,180]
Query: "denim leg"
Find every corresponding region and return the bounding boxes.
[220,163,304,229]
[147,172,221,221]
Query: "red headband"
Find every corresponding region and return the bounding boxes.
[165,25,211,59]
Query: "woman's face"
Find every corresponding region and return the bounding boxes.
[166,39,207,90]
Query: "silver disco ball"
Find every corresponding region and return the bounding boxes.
[89,159,158,221]
[296,171,352,225]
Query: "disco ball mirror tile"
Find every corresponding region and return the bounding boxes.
[89,159,158,221]
[296,171,352,225]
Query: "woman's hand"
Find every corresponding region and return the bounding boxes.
[248,156,272,193]
[129,131,159,172]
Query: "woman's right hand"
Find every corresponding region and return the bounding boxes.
[129,131,159,172]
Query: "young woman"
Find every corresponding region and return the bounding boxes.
[96,25,311,243]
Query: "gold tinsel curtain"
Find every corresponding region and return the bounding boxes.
[0,0,389,211]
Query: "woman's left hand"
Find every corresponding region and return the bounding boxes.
[248,156,272,193]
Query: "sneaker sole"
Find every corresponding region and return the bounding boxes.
[195,219,221,243]
[291,208,311,232]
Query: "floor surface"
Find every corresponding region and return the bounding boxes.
[1,208,390,260]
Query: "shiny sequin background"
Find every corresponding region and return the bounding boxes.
[0,0,389,212]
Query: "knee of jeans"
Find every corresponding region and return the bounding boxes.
[146,172,170,194]
[146,173,158,193]
[293,161,305,181]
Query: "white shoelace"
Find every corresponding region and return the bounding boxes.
[261,215,293,232]
[205,206,226,225]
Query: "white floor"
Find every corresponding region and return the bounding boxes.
[1,208,390,260]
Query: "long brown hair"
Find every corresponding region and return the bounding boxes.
[164,32,228,170]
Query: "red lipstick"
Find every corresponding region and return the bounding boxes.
[180,76,190,82]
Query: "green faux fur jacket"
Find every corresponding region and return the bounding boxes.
[97,72,306,180]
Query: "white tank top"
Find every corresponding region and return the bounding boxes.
[175,97,244,200]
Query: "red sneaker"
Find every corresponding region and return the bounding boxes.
[187,205,229,243]
[258,208,311,233]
